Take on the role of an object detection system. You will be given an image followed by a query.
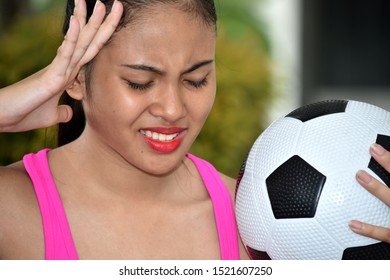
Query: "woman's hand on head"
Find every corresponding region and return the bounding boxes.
[349,144,390,243]
[0,0,123,132]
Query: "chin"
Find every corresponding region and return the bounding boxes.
[142,165,180,177]
[140,154,187,177]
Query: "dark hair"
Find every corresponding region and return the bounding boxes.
[58,0,217,146]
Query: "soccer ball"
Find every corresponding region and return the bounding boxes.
[235,99,390,260]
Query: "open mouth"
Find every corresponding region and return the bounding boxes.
[139,128,185,153]
[139,129,180,142]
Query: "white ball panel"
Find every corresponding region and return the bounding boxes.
[251,117,303,178]
[268,219,343,260]
[235,142,273,250]
[347,100,390,134]
[295,113,374,175]
[315,172,390,248]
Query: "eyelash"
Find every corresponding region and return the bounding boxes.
[125,77,208,91]
[185,77,208,89]
[126,81,153,91]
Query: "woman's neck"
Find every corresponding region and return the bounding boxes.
[50,133,192,203]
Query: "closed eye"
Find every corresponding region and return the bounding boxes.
[126,81,153,91]
[185,77,208,89]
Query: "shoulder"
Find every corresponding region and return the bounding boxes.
[0,161,44,259]
[0,161,34,199]
[0,160,34,191]
[187,154,237,194]
[0,162,37,221]
[218,172,237,200]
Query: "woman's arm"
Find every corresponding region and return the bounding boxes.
[0,0,123,132]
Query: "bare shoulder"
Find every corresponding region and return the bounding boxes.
[0,161,34,202]
[0,161,35,198]
[1,160,29,178]
[219,172,237,200]
[0,161,44,259]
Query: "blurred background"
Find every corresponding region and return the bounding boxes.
[0,0,389,178]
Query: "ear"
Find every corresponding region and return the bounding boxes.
[66,69,87,101]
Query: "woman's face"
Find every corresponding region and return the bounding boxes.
[79,6,216,175]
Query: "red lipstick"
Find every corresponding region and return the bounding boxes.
[140,127,185,153]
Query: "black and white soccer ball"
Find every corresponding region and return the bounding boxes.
[235,100,390,260]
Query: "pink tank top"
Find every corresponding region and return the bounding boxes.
[23,149,239,260]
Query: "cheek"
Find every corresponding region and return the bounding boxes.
[83,83,141,128]
[190,86,216,125]
[203,78,217,116]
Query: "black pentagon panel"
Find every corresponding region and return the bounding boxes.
[246,246,272,260]
[266,155,326,219]
[286,100,348,122]
[368,134,390,188]
[342,242,390,260]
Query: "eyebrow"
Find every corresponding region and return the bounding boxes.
[120,60,214,75]
[183,60,214,74]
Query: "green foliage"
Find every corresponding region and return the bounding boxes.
[0,7,62,164]
[0,1,275,177]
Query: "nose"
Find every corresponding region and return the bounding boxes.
[149,84,187,123]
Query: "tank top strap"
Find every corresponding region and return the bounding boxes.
[186,153,240,260]
[23,149,78,260]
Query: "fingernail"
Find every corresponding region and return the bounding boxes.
[94,0,101,12]
[356,170,372,184]
[74,0,79,6]
[371,143,385,156]
[349,220,364,231]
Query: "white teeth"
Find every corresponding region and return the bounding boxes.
[166,134,176,141]
[140,130,179,142]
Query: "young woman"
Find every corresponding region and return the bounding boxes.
[0,0,388,260]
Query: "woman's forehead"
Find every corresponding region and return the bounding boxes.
[97,7,216,71]
[108,6,215,50]
[116,1,216,27]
